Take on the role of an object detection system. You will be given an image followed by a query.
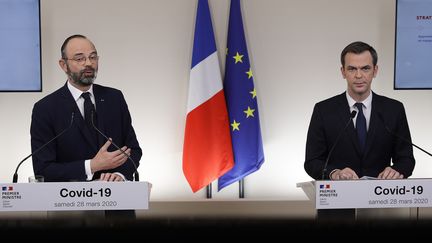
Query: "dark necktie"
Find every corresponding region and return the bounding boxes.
[355,102,367,151]
[81,92,98,145]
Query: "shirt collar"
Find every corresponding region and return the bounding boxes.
[67,81,94,101]
[346,91,372,109]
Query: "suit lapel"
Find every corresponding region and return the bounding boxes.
[336,93,363,156]
[363,93,381,157]
[93,85,107,146]
[60,83,99,152]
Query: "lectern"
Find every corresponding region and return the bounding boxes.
[1,181,151,213]
[297,179,432,220]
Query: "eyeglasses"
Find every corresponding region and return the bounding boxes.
[64,54,99,65]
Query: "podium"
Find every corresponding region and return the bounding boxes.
[297,179,432,219]
[1,181,151,212]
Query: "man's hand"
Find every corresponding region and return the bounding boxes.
[330,168,359,180]
[99,173,125,182]
[90,139,131,173]
[378,167,404,179]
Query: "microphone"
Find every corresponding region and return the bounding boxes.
[13,112,75,183]
[377,113,432,157]
[322,110,357,180]
[90,110,140,181]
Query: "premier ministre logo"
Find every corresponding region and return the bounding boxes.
[319,184,337,197]
[1,185,21,200]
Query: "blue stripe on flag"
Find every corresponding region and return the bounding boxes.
[191,0,217,68]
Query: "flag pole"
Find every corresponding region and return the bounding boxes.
[239,179,244,198]
[206,184,212,198]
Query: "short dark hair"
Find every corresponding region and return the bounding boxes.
[61,34,88,59]
[340,41,378,67]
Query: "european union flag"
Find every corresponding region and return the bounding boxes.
[218,0,264,191]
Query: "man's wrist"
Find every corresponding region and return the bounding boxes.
[113,172,127,181]
[329,169,340,180]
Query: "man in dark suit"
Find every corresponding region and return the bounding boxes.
[31,34,141,221]
[305,41,415,180]
[31,34,141,184]
[304,41,415,220]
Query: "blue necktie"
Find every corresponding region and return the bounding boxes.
[355,103,367,151]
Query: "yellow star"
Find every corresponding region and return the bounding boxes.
[244,106,255,118]
[250,88,257,99]
[246,68,253,79]
[231,120,240,131]
[233,52,244,64]
[226,48,228,56]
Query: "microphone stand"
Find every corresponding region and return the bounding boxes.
[91,110,140,181]
[378,113,432,157]
[13,112,75,183]
[377,113,432,221]
[385,127,432,157]
[321,110,357,180]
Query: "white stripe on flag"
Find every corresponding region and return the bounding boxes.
[187,52,223,113]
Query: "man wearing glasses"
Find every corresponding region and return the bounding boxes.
[30,34,142,184]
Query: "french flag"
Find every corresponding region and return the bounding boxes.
[183,0,234,193]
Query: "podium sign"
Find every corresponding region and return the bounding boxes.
[1,181,151,211]
[297,179,432,209]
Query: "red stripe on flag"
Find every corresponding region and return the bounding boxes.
[183,91,234,192]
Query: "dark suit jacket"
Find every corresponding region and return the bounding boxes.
[30,83,142,182]
[304,92,415,180]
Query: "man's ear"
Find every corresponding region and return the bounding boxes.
[340,66,346,79]
[59,59,67,72]
[373,65,378,78]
